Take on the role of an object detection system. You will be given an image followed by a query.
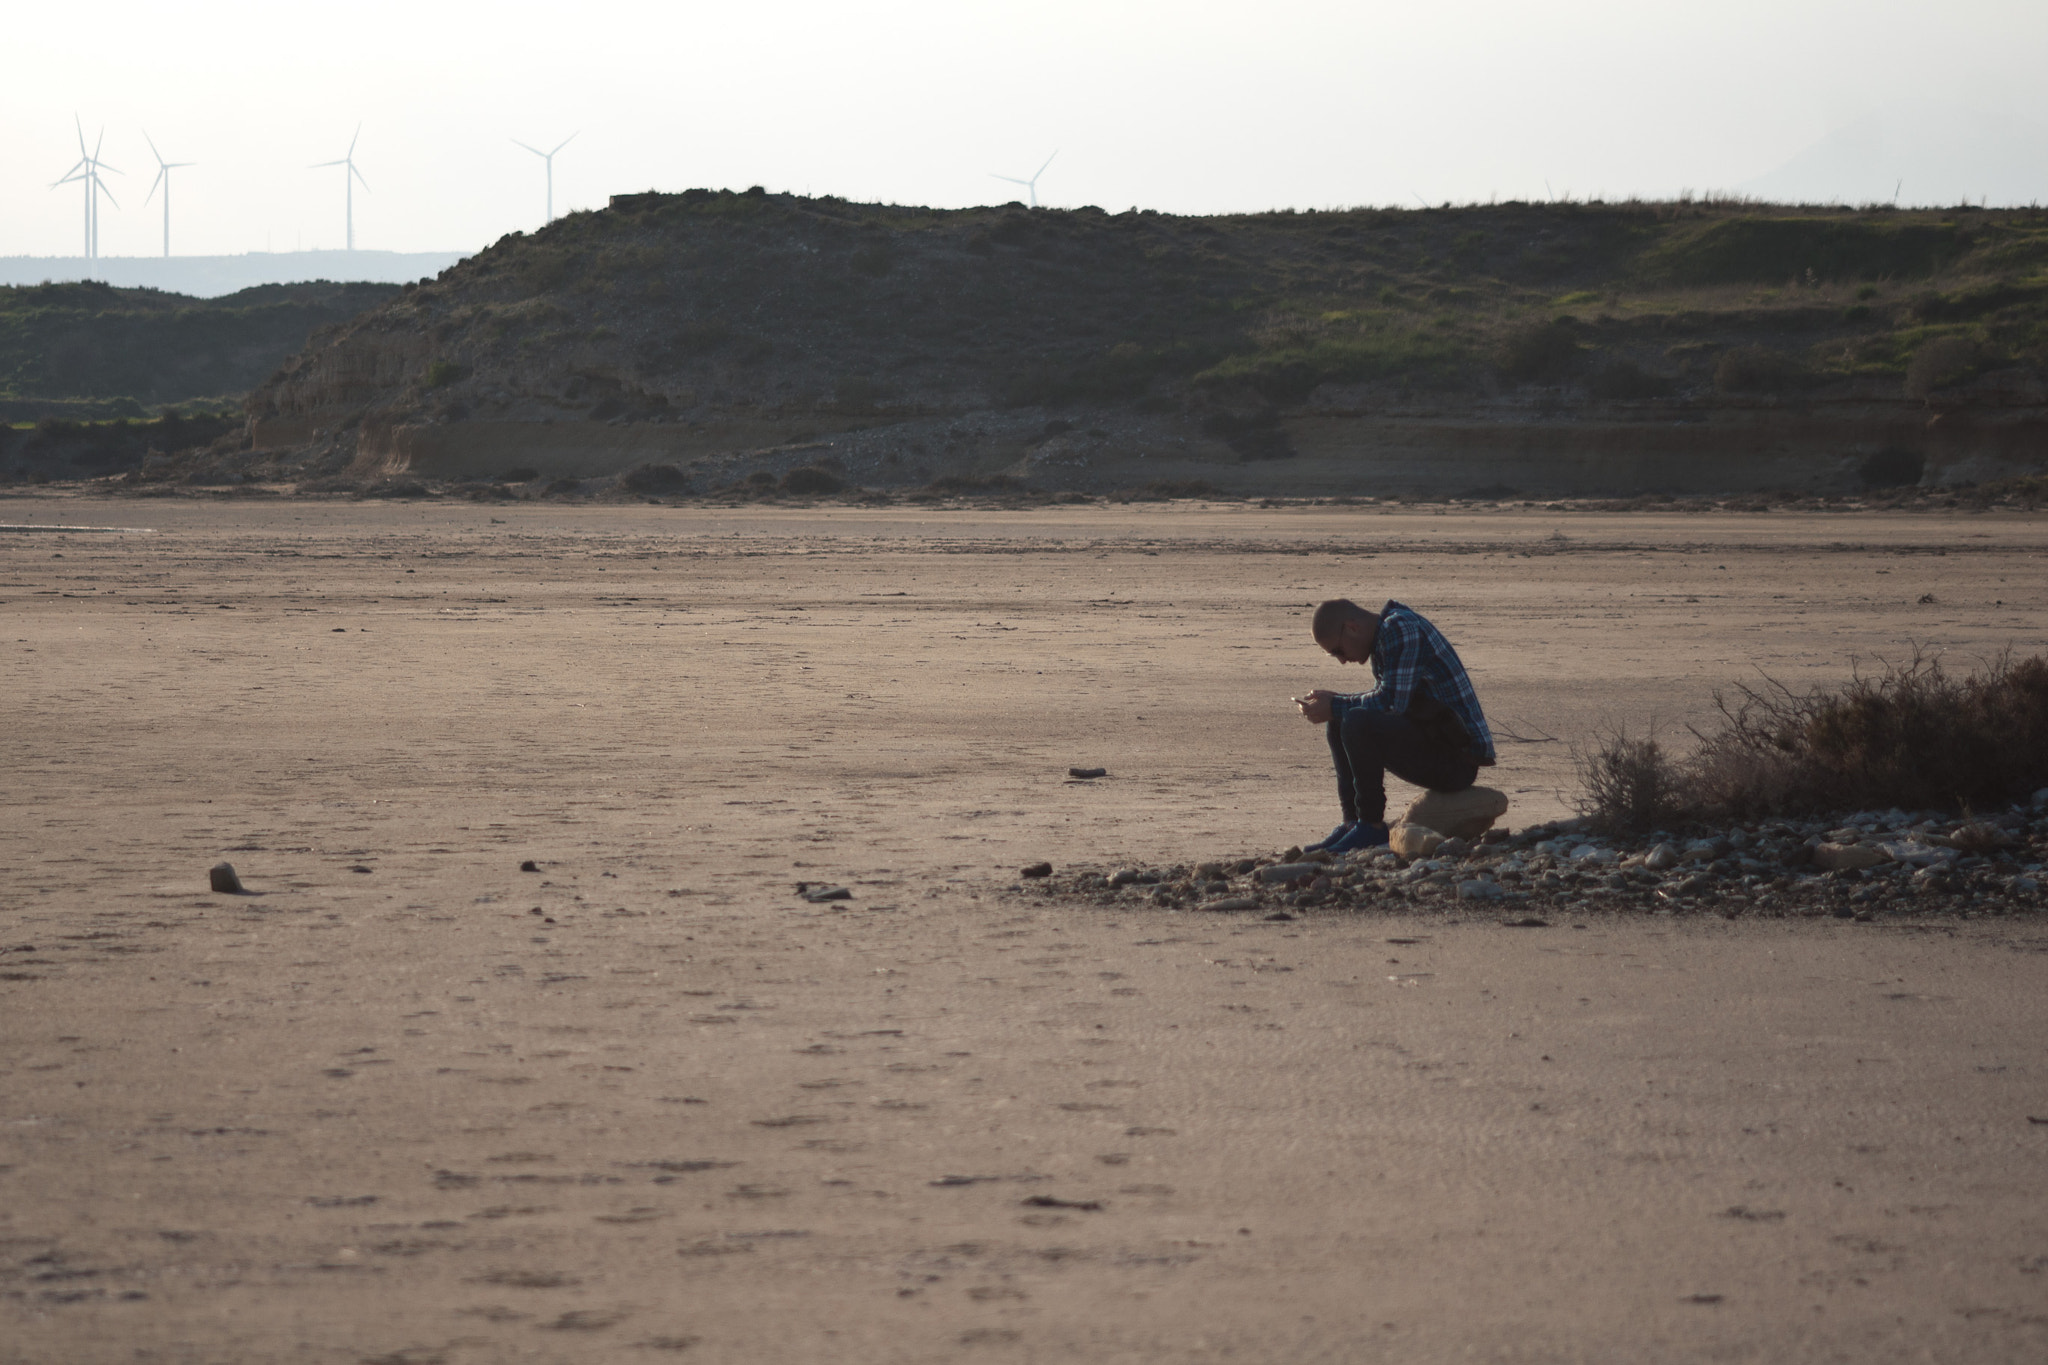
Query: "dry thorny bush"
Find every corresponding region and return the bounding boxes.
[1576,649,2048,831]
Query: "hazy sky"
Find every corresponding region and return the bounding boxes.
[5,0,2045,259]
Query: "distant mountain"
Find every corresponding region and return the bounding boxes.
[1741,107,2048,208]
[0,250,470,299]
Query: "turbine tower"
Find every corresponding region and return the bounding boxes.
[312,125,370,251]
[52,116,120,261]
[990,150,1057,208]
[512,132,577,224]
[143,132,195,259]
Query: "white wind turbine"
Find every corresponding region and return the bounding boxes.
[312,124,371,250]
[143,132,195,258]
[52,116,121,261]
[990,150,1057,208]
[512,132,577,224]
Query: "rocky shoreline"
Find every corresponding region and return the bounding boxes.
[1008,793,2048,922]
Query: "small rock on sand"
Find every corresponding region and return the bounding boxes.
[208,862,244,894]
[1068,767,1107,779]
[1252,863,1320,885]
[1020,862,1053,879]
[1812,842,1887,872]
[796,883,852,902]
[1199,896,1260,913]
[1390,825,1443,859]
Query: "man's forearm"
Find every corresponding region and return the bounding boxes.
[1327,690,1382,721]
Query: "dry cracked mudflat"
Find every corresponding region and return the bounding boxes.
[3,496,2047,1364]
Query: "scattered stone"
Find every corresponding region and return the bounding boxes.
[1263,911,1296,921]
[1390,825,1443,859]
[1812,842,1888,872]
[1068,767,1107,779]
[1402,786,1509,839]
[1502,916,1550,928]
[1021,802,2048,920]
[1108,867,1159,888]
[1883,840,1959,867]
[520,860,540,872]
[1020,862,1053,879]
[208,862,244,894]
[795,883,851,902]
[1252,863,1320,886]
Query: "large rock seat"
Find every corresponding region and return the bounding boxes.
[1401,786,1509,839]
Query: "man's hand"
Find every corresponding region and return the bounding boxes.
[1293,689,1338,725]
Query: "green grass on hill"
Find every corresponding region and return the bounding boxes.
[297,192,2048,435]
[0,279,402,417]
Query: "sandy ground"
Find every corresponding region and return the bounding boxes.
[3,495,2046,1364]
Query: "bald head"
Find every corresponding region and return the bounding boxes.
[1310,598,1379,665]
[1311,598,1373,643]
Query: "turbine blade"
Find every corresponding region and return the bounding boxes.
[96,181,120,209]
[552,131,578,155]
[97,160,123,177]
[353,165,371,192]
[991,174,1028,184]
[348,122,361,156]
[1035,150,1057,177]
[75,112,88,157]
[146,167,166,205]
[93,127,106,160]
[512,139,544,156]
[312,158,347,168]
[144,130,163,165]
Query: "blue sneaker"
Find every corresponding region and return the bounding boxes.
[1304,822,1353,852]
[1324,821,1390,855]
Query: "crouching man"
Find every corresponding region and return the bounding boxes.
[1292,597,1496,855]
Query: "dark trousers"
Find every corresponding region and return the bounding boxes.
[1326,709,1479,826]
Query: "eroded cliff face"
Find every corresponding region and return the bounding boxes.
[247,321,432,450]
[201,191,2048,496]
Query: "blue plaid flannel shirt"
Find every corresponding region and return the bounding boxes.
[1328,600,1497,765]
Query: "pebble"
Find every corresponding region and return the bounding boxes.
[1198,896,1260,913]
[1645,842,1680,871]
[1456,879,1505,901]
[1020,862,1053,879]
[1390,825,1442,859]
[1812,842,1887,872]
[208,862,244,894]
[1068,767,1107,779]
[1253,862,1321,886]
